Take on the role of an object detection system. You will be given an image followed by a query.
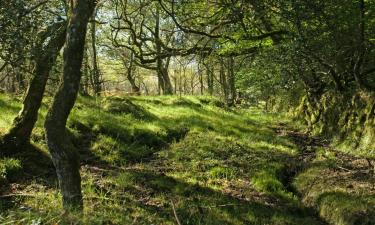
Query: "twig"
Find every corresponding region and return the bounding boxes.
[171,200,182,225]
[0,193,37,198]
[336,165,354,172]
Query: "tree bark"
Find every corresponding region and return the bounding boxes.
[155,5,173,95]
[80,45,90,96]
[199,64,204,95]
[227,57,236,106]
[125,52,140,94]
[44,0,95,211]
[2,21,66,149]
[204,62,214,95]
[219,58,229,104]
[90,6,102,96]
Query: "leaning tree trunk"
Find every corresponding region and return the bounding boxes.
[2,21,66,150]
[44,0,95,211]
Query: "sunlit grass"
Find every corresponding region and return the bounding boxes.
[1,93,372,224]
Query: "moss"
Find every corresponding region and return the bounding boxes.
[296,92,375,158]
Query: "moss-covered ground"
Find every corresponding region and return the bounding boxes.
[0,94,373,224]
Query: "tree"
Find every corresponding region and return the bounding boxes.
[90,5,103,96]
[44,0,96,211]
[1,21,67,150]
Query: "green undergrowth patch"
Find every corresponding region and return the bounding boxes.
[1,93,325,224]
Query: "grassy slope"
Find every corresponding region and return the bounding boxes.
[0,94,373,224]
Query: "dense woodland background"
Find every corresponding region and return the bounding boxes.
[0,0,374,224]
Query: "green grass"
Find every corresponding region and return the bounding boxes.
[0,93,371,224]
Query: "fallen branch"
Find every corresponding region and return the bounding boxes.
[171,200,182,225]
[0,193,37,198]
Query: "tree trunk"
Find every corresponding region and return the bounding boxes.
[80,46,90,96]
[161,66,173,94]
[2,21,66,149]
[199,64,204,95]
[155,5,173,95]
[205,63,213,95]
[91,6,102,96]
[44,0,95,211]
[125,52,140,94]
[173,71,177,94]
[227,57,236,106]
[219,58,228,104]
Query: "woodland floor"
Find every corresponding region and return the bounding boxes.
[0,94,374,225]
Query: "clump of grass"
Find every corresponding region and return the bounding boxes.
[209,166,236,180]
[251,163,296,201]
[0,158,22,180]
[91,134,123,163]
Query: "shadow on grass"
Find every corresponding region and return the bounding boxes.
[0,98,22,113]
[0,143,56,212]
[110,169,326,225]
[69,119,190,165]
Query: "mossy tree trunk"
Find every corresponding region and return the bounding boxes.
[2,21,67,149]
[44,0,95,211]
